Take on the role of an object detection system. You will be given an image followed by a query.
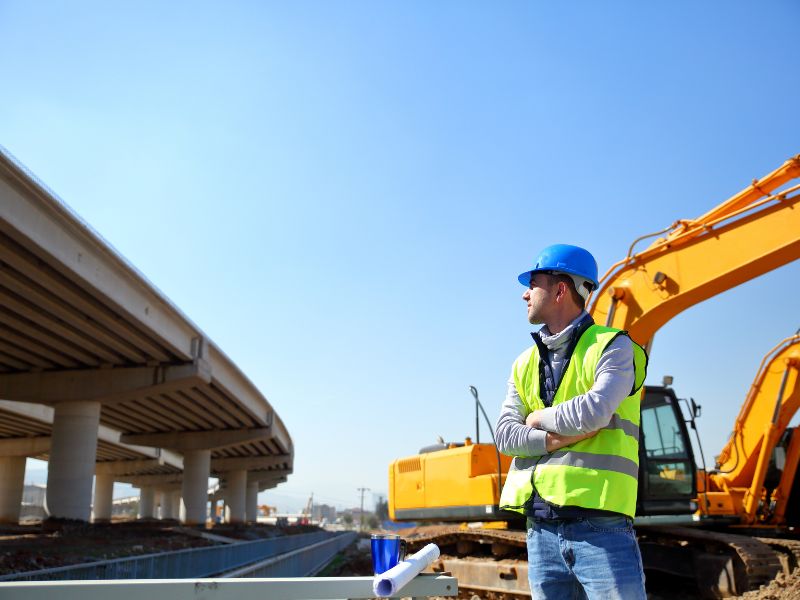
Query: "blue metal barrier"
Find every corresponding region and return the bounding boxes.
[223,532,358,578]
[0,531,356,581]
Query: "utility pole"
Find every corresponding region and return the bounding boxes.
[357,487,370,531]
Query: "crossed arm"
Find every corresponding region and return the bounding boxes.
[495,380,594,457]
[495,336,635,457]
[527,414,595,451]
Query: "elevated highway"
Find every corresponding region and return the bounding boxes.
[0,147,292,524]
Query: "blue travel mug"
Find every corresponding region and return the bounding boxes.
[370,534,406,575]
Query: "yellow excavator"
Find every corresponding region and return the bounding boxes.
[704,330,800,526]
[388,155,800,598]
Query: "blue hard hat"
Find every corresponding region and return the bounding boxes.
[517,244,599,289]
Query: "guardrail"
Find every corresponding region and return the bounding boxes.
[0,573,458,600]
[223,532,356,577]
[0,531,355,581]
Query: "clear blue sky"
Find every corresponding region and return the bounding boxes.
[2,1,799,513]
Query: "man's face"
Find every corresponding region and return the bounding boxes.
[522,273,556,325]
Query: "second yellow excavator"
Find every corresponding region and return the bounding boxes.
[703,331,800,526]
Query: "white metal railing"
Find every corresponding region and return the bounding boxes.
[0,573,458,600]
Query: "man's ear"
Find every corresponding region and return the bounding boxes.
[557,281,568,302]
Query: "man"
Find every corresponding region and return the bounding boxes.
[495,243,647,600]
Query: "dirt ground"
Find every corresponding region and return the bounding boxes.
[5,521,799,598]
[318,535,373,577]
[738,569,800,600]
[0,519,321,577]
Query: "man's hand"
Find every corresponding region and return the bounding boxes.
[525,410,543,428]
[526,409,597,451]
[545,431,596,452]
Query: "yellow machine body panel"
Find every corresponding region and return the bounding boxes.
[389,443,512,522]
[700,492,739,516]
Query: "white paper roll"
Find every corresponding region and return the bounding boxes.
[372,542,441,597]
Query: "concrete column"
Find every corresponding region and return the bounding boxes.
[46,401,101,521]
[0,456,26,524]
[153,489,164,519]
[223,469,247,524]
[92,473,114,523]
[246,482,259,523]
[139,486,155,519]
[170,490,181,520]
[180,449,210,525]
[161,490,173,519]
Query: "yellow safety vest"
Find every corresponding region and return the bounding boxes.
[499,325,647,518]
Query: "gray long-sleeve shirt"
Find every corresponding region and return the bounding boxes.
[495,312,635,458]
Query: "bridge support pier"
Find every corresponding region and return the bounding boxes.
[170,490,181,520]
[0,456,26,524]
[160,490,173,519]
[46,401,101,521]
[153,489,164,519]
[224,469,247,524]
[92,473,114,522]
[180,449,210,525]
[246,481,259,523]
[139,486,155,518]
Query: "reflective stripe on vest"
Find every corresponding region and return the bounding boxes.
[499,325,647,517]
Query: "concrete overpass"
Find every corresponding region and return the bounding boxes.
[0,147,293,525]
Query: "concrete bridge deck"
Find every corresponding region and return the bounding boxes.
[0,147,292,524]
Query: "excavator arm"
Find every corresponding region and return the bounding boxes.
[707,333,800,523]
[589,156,800,349]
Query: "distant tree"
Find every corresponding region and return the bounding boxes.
[343,513,353,526]
[367,515,380,530]
[375,497,389,521]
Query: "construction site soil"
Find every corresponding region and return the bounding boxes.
[3,521,799,599]
[0,518,321,577]
[740,569,800,600]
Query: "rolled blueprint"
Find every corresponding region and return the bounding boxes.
[372,543,441,597]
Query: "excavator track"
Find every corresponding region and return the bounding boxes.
[406,526,527,555]
[406,527,530,599]
[638,526,782,597]
[404,525,786,599]
[755,536,800,574]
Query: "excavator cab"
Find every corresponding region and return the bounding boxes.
[637,386,698,516]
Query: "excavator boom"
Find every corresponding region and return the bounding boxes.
[590,155,800,348]
[705,333,800,523]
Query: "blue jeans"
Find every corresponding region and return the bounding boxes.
[526,516,646,600]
